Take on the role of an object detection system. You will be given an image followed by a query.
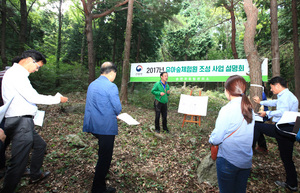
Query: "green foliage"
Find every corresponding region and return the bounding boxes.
[30,59,89,94]
[160,1,213,61]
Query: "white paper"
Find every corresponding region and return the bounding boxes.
[275,111,300,136]
[277,111,300,125]
[0,97,14,122]
[178,94,208,116]
[34,110,45,127]
[254,113,263,122]
[118,113,140,125]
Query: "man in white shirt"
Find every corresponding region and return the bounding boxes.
[0,50,68,193]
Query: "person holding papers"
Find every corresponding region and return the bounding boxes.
[0,50,68,193]
[83,62,122,193]
[209,75,254,193]
[151,72,170,133]
[252,76,298,191]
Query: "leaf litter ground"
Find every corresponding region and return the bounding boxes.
[1,93,300,193]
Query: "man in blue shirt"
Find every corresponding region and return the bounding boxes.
[253,76,299,191]
[83,62,122,193]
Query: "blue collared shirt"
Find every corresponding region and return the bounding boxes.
[209,97,255,169]
[83,76,122,135]
[260,88,298,123]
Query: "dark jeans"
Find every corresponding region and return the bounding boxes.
[253,122,297,187]
[1,117,47,193]
[216,157,251,193]
[154,100,168,131]
[92,134,115,193]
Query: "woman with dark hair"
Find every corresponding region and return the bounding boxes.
[209,75,255,193]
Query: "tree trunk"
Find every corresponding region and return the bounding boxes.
[120,0,134,104]
[131,30,141,93]
[81,29,86,67]
[292,0,300,104]
[270,0,280,77]
[224,0,238,59]
[19,0,27,54]
[86,14,95,83]
[1,0,7,69]
[56,0,63,87]
[81,0,129,84]
[244,0,263,112]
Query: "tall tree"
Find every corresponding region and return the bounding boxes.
[292,0,300,103]
[19,0,27,54]
[120,0,134,104]
[56,0,63,86]
[244,0,262,112]
[270,0,280,77]
[215,0,239,59]
[1,0,8,69]
[81,0,129,83]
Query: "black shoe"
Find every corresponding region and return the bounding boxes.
[29,171,50,184]
[22,168,31,177]
[103,187,116,193]
[154,129,160,133]
[275,181,298,192]
[163,129,169,133]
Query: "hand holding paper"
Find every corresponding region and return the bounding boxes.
[117,113,140,125]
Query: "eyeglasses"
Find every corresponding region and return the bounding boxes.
[33,60,41,70]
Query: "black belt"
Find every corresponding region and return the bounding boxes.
[19,115,34,119]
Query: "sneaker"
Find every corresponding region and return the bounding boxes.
[29,171,50,184]
[154,129,160,133]
[275,181,298,192]
[103,187,116,193]
[255,146,268,154]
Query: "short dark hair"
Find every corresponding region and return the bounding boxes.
[21,50,47,64]
[160,72,167,77]
[100,62,117,74]
[268,76,287,88]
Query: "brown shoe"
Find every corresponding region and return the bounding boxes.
[29,171,50,184]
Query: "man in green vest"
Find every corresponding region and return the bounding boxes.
[151,72,170,133]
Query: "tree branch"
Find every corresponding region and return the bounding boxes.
[93,0,129,19]
[81,0,89,15]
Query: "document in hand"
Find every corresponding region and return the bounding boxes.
[254,113,263,122]
[34,110,45,127]
[0,97,14,123]
[117,113,140,125]
[276,111,300,136]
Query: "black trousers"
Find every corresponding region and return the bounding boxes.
[154,100,168,131]
[1,117,47,193]
[253,122,297,187]
[0,119,7,169]
[92,134,115,193]
[0,137,9,170]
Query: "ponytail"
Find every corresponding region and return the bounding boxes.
[225,75,253,124]
[241,94,253,124]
